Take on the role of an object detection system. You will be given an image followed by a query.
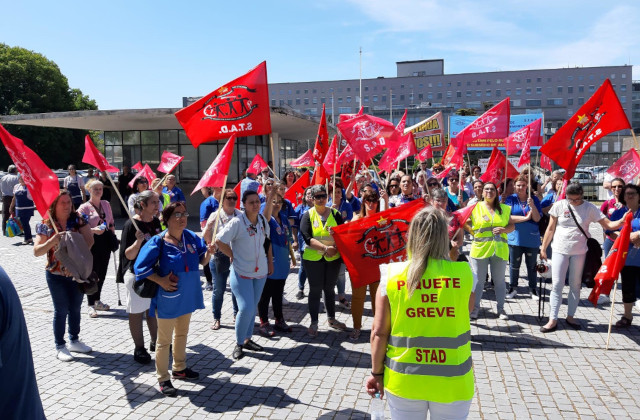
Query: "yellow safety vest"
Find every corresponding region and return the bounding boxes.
[302,207,341,262]
[469,202,511,260]
[384,260,474,403]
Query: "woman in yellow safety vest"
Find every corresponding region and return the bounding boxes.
[366,206,476,419]
[465,181,515,321]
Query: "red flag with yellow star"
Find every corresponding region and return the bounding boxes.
[332,199,424,288]
[540,79,630,179]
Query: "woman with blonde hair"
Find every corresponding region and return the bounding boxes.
[366,206,475,419]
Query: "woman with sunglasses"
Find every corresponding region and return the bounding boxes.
[540,182,626,332]
[465,182,515,320]
[600,178,627,256]
[203,189,241,331]
[135,202,214,396]
[425,177,458,212]
[444,170,469,210]
[127,177,150,216]
[389,175,419,208]
[294,187,315,300]
[467,180,485,206]
[615,184,640,328]
[300,185,347,337]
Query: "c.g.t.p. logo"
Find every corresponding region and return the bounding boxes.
[357,216,409,261]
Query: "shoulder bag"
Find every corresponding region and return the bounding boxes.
[567,204,602,288]
[133,233,164,298]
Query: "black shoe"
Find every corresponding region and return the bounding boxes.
[565,319,582,330]
[232,344,244,360]
[296,290,305,300]
[243,339,264,352]
[172,367,199,381]
[159,380,177,397]
[133,347,151,364]
[149,341,156,352]
[540,324,558,333]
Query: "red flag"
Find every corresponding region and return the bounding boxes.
[247,153,269,175]
[505,118,542,156]
[332,200,424,288]
[157,151,185,174]
[341,159,357,189]
[440,143,464,169]
[378,132,417,173]
[480,147,519,184]
[540,153,552,171]
[434,166,452,180]
[284,170,310,207]
[540,79,631,178]
[233,182,241,209]
[310,165,328,186]
[452,203,477,228]
[517,144,531,168]
[82,135,119,173]
[131,161,143,172]
[387,109,408,146]
[313,104,330,165]
[322,135,340,176]
[290,149,315,168]
[175,62,271,147]
[336,113,395,162]
[191,134,236,195]
[416,144,433,161]
[606,149,640,184]
[589,212,633,306]
[453,97,511,149]
[338,107,364,123]
[337,144,356,167]
[128,164,157,189]
[0,124,60,218]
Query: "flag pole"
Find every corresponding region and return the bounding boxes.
[632,130,640,151]
[605,276,620,350]
[211,174,229,245]
[332,159,338,206]
[47,211,59,234]
[269,134,280,181]
[107,172,140,232]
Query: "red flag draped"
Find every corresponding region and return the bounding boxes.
[82,135,119,173]
[157,151,185,174]
[589,212,633,306]
[233,182,242,209]
[322,135,340,176]
[131,161,143,172]
[480,147,519,184]
[0,124,60,218]
[338,107,364,123]
[290,149,315,168]
[378,132,417,173]
[341,160,357,189]
[540,79,631,179]
[434,166,452,180]
[453,97,511,150]
[416,144,433,161]
[540,153,552,171]
[332,200,425,288]
[247,153,268,175]
[175,62,271,147]
[284,171,310,207]
[505,118,542,156]
[191,134,236,194]
[313,104,330,165]
[606,149,640,183]
[310,165,328,186]
[128,164,157,189]
[336,114,395,163]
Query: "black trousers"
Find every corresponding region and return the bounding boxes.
[87,232,111,306]
[258,278,286,322]
[303,258,342,324]
[2,195,13,235]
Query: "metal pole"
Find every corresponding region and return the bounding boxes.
[359,47,362,109]
[331,93,335,127]
[390,89,393,121]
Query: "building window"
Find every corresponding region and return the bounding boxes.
[382,95,387,102]
[526,78,531,83]
[304,89,308,94]
[568,98,573,105]
[447,91,452,98]
[456,91,462,98]
[486,80,491,85]
[496,79,501,84]
[364,86,369,91]
[568,86,573,93]
[466,91,471,97]
[347,87,351,92]
[466,81,471,86]
[320,97,326,104]
[526,88,532,95]
[536,87,542,94]
[401,84,405,89]
[557,86,563,93]
[457,81,462,86]
[304,98,309,105]
[622,73,627,79]
[447,82,452,87]
[516,88,522,95]
[296,99,301,105]
[579,85,585,92]
[476,81,481,86]
[614,142,621,153]
[567,76,573,81]
[287,89,292,94]
[436,93,442,99]
[437,82,442,88]
[287,99,292,106]
[495,89,501,97]
[476,90,482,97]
[312,97,318,104]
[346,96,352,103]
[338,97,343,103]
[400,95,405,100]
[418,93,424,100]
[602,143,609,152]
[271,99,276,106]
[428,83,433,87]
[537,77,542,82]
[578,97,585,105]
[621,96,627,103]
[621,84,627,91]
[546,98,563,106]
[506,79,511,84]
[486,90,491,97]
[505,89,511,95]
[589,85,595,93]
[511,99,521,107]
[428,93,434,99]
[373,95,378,102]
[526,99,542,107]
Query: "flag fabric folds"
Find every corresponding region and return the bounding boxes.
[480,147,519,184]
[128,164,157,189]
[540,153,552,171]
[453,97,511,150]
[191,134,236,195]
[157,151,185,174]
[284,170,310,207]
[332,200,424,288]
[452,203,477,228]
[378,132,417,173]
[337,144,356,167]
[606,149,640,183]
[336,113,395,163]
[290,149,315,168]
[416,144,433,161]
[233,182,242,209]
[313,104,330,165]
[0,124,60,218]
[175,62,271,147]
[505,118,542,156]
[540,79,631,178]
[131,161,143,172]
[440,143,464,169]
[387,109,407,146]
[82,135,119,173]
[247,153,269,175]
[322,135,340,176]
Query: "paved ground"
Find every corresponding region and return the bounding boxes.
[2,217,640,419]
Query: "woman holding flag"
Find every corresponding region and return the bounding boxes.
[615,184,640,328]
[162,175,185,204]
[128,177,150,216]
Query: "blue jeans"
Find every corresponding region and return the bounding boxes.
[229,268,266,345]
[471,256,508,312]
[18,214,32,241]
[297,234,307,291]
[336,263,346,296]
[603,237,614,257]
[549,253,586,320]
[46,271,83,347]
[209,252,238,320]
[508,245,538,290]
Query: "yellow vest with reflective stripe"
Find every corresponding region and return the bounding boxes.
[384,260,474,403]
[302,207,341,262]
[469,202,511,260]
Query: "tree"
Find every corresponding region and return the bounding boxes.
[0,43,98,170]
[455,108,477,116]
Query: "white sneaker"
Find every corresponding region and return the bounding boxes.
[57,346,74,362]
[598,295,610,305]
[530,289,540,301]
[498,310,509,320]
[470,308,479,320]
[506,288,517,299]
[68,340,92,353]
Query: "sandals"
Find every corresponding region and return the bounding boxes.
[88,306,98,318]
[274,319,292,333]
[349,329,361,341]
[615,316,632,328]
[308,323,318,337]
[328,319,347,331]
[94,301,110,311]
[338,298,351,309]
[259,322,275,337]
[210,319,221,330]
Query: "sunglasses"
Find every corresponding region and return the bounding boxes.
[172,212,189,219]
[389,184,399,188]
[365,198,379,203]
[427,182,438,187]
[434,168,442,172]
[225,196,237,201]
[314,194,327,200]
[612,185,624,189]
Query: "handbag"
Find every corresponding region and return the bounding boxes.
[104,229,121,252]
[5,217,23,237]
[77,271,100,295]
[133,233,164,298]
[567,204,602,288]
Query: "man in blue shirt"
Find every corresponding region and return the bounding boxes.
[240,168,260,209]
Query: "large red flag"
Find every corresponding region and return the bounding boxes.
[453,97,511,150]
[588,212,633,306]
[313,104,330,165]
[290,149,315,168]
[606,149,640,184]
[157,151,185,174]
[131,161,143,172]
[480,147,519,184]
[338,107,364,123]
[387,109,407,146]
[233,182,241,209]
[337,144,356,166]
[246,153,269,175]
[336,114,395,162]
[0,124,60,218]
[440,143,464,169]
[540,153,552,171]
[128,164,157,189]
[540,79,631,178]
[82,135,119,173]
[175,62,271,147]
[322,135,340,176]
[505,118,542,156]
[452,203,477,228]
[416,144,433,161]
[378,132,417,173]
[310,165,328,186]
[191,134,236,195]
[434,166,452,180]
[332,199,424,288]
[284,170,310,207]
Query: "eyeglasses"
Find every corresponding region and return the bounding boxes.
[365,197,379,203]
[389,184,399,188]
[434,168,442,172]
[624,192,638,196]
[612,185,624,189]
[449,179,458,183]
[314,194,327,200]
[427,182,438,187]
[225,196,237,201]
[172,212,189,219]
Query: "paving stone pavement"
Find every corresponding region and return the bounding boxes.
[2,217,639,419]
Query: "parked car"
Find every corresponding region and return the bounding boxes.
[559,169,597,200]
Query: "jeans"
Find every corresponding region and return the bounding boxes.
[549,253,586,320]
[470,256,507,312]
[230,268,266,345]
[18,214,32,241]
[46,271,83,347]
[508,245,538,290]
[603,237,614,257]
[210,252,238,320]
[303,258,342,324]
[336,262,346,296]
[1,195,12,235]
[386,393,472,420]
[156,312,191,382]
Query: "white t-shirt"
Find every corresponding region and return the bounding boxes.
[549,199,604,255]
[216,213,270,278]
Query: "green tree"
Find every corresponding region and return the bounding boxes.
[0,43,98,170]
[455,108,477,116]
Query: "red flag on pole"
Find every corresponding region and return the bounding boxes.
[191,134,236,194]
[0,124,60,218]
[588,212,633,306]
[175,62,271,147]
[310,165,328,186]
[416,144,433,161]
[338,107,364,123]
[157,151,184,174]
[341,159,357,190]
[128,164,157,189]
[452,203,477,228]
[332,199,424,288]
[540,79,631,179]
[337,144,356,167]
[131,162,143,172]
[284,170,311,207]
[336,113,395,162]
[440,143,464,169]
[434,166,452,180]
[233,182,242,209]
[453,97,511,150]
[290,149,315,168]
[322,135,340,176]
[313,104,330,165]
[378,132,417,173]
[82,135,119,173]
[247,153,269,175]
[505,118,542,156]
[606,149,640,184]
[540,153,552,171]
[480,147,519,184]
[387,109,408,146]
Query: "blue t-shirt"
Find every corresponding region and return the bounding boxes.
[505,194,543,248]
[626,214,640,267]
[445,187,469,209]
[200,196,219,223]
[605,206,627,236]
[134,230,206,319]
[163,186,186,203]
[294,203,311,252]
[328,198,354,221]
[240,177,260,205]
[540,191,557,209]
[347,195,361,214]
[268,216,291,279]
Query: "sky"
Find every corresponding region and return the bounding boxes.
[1,0,638,110]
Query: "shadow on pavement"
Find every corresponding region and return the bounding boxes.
[317,408,370,419]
